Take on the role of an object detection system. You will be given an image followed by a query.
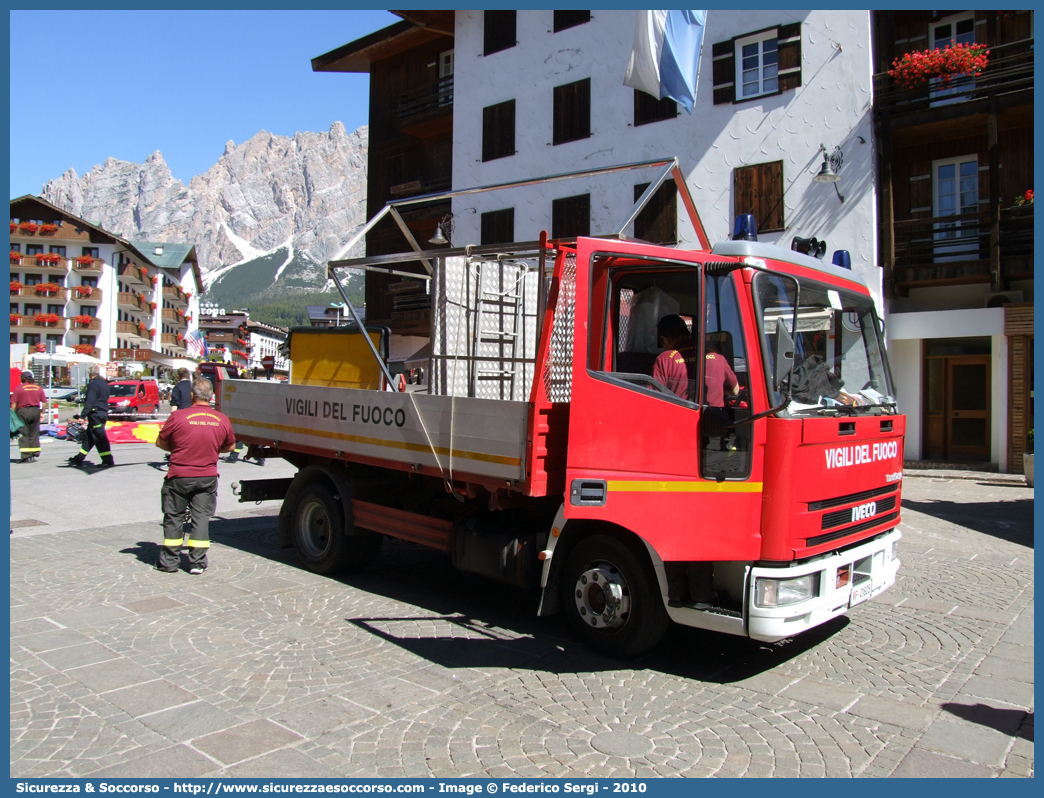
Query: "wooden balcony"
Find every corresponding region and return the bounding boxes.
[161,333,188,352]
[11,254,69,274]
[116,320,149,342]
[72,257,104,275]
[874,39,1033,131]
[118,262,148,288]
[890,207,1033,289]
[69,317,102,332]
[117,291,146,312]
[12,284,67,301]
[18,315,67,332]
[71,286,103,304]
[162,308,188,326]
[163,284,189,307]
[205,331,235,344]
[397,75,454,139]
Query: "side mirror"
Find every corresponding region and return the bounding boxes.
[773,318,795,396]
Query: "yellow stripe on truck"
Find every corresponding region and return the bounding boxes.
[228,416,523,468]
[607,480,763,493]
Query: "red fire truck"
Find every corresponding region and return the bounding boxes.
[224,160,903,657]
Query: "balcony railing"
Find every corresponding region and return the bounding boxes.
[118,262,149,287]
[11,284,67,300]
[162,308,188,326]
[397,75,454,121]
[11,254,69,273]
[72,286,103,303]
[205,331,235,343]
[116,320,149,341]
[163,284,189,306]
[874,39,1033,120]
[891,207,1033,285]
[18,315,67,331]
[69,317,102,332]
[73,257,104,274]
[117,291,146,312]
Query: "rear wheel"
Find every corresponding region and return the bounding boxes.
[561,534,669,658]
[290,482,382,574]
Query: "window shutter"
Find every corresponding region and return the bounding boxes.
[776,22,802,93]
[711,39,735,104]
[551,194,590,239]
[734,161,784,233]
[482,99,516,162]
[634,182,678,244]
[553,79,591,145]
[481,208,515,245]
[484,10,517,56]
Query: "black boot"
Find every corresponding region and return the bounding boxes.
[68,454,85,467]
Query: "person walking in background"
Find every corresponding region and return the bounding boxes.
[163,368,193,470]
[69,366,114,468]
[154,379,235,574]
[11,371,43,463]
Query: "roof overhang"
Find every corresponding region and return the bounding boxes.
[311,12,452,74]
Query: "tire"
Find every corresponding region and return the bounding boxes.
[290,482,383,574]
[561,534,669,658]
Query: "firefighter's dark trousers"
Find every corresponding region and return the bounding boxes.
[80,412,113,462]
[158,476,217,570]
[16,406,41,459]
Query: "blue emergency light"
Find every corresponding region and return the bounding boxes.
[733,214,757,241]
[832,250,852,270]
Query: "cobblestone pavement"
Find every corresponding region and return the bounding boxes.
[10,455,1033,778]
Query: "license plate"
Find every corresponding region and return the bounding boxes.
[850,581,873,608]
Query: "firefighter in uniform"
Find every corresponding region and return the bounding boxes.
[11,371,43,462]
[69,366,114,468]
[154,379,235,574]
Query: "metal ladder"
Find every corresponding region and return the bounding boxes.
[468,255,529,400]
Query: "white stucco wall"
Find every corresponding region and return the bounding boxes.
[450,10,880,307]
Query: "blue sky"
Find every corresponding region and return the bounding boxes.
[9,10,398,197]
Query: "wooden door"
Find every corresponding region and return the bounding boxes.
[946,356,990,460]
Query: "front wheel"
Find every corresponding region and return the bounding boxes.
[561,534,669,658]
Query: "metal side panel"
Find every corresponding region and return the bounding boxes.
[222,380,529,482]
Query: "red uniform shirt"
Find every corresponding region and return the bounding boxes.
[704,352,739,407]
[159,406,235,479]
[653,342,698,400]
[12,383,44,409]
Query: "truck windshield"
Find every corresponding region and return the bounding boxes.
[755,273,895,415]
[108,384,138,397]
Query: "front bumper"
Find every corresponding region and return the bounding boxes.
[747,528,901,642]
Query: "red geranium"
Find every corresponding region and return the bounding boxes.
[34,282,62,295]
[33,313,60,325]
[72,315,94,326]
[10,313,21,324]
[10,251,22,263]
[19,222,39,234]
[11,280,24,292]
[74,343,97,356]
[74,285,94,298]
[75,255,95,267]
[1014,189,1034,207]
[35,343,46,353]
[39,223,59,234]
[889,42,989,89]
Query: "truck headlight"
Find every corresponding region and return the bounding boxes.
[891,540,899,561]
[755,573,820,608]
[117,400,131,407]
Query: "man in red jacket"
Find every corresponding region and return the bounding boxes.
[154,379,235,574]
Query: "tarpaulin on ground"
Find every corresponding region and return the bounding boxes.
[46,420,165,444]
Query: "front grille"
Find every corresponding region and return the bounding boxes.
[822,495,898,530]
[808,483,897,512]
[806,511,899,548]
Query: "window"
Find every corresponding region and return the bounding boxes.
[481,208,515,245]
[733,161,784,233]
[47,304,62,315]
[80,306,97,318]
[24,304,41,315]
[712,23,801,104]
[594,263,701,406]
[554,10,590,32]
[482,99,516,162]
[930,13,977,104]
[553,78,591,145]
[633,182,678,244]
[81,246,98,258]
[79,336,96,347]
[23,334,40,346]
[932,155,980,262]
[26,245,42,256]
[11,243,19,253]
[484,10,516,56]
[438,49,454,78]
[46,334,63,346]
[81,277,98,288]
[24,274,42,286]
[49,245,66,256]
[736,29,778,99]
[551,194,590,239]
[634,90,677,126]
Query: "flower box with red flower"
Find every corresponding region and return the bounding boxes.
[72,314,94,327]
[19,222,38,235]
[10,313,21,325]
[35,253,63,266]
[11,280,24,293]
[888,42,990,89]
[11,250,23,264]
[35,343,46,353]
[74,285,95,298]
[34,282,62,296]
[148,328,156,338]
[149,301,157,311]
[33,312,61,326]
[1013,189,1034,208]
[75,255,96,267]
[176,333,185,344]
[74,343,97,356]
[232,349,249,360]
[39,223,59,236]
[10,222,17,234]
